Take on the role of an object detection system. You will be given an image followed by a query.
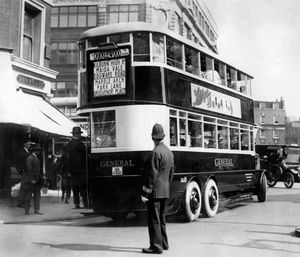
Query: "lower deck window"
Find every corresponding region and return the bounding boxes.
[92,111,116,148]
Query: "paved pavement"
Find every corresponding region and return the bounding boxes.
[0,189,93,224]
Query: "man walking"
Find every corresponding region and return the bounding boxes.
[64,126,88,209]
[141,123,174,254]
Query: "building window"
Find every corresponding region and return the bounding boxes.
[51,6,97,28]
[22,3,42,64]
[260,102,266,109]
[273,129,279,138]
[273,115,279,124]
[260,114,265,124]
[273,102,279,109]
[52,81,78,97]
[50,42,78,64]
[174,13,181,35]
[260,129,266,138]
[107,4,141,24]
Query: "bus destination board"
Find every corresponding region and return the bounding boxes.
[88,47,130,98]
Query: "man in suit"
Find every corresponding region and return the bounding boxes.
[141,123,174,254]
[16,141,32,208]
[64,126,88,209]
[24,143,43,215]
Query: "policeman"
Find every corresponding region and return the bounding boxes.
[141,123,174,254]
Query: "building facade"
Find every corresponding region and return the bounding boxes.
[0,0,77,197]
[285,120,300,146]
[254,98,286,145]
[49,0,218,127]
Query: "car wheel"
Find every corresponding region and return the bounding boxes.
[183,181,201,222]
[266,164,281,187]
[284,172,294,189]
[257,173,267,202]
[202,179,219,218]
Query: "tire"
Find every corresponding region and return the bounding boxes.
[284,172,295,189]
[266,164,281,187]
[257,173,267,202]
[202,179,219,218]
[183,181,201,222]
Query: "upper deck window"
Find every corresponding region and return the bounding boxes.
[152,33,165,63]
[166,37,183,69]
[133,32,150,62]
[108,33,130,44]
[185,45,199,75]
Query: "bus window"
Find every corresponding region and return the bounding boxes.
[217,125,229,149]
[240,129,249,150]
[108,33,130,44]
[188,120,202,147]
[152,33,165,63]
[170,117,178,146]
[88,36,107,47]
[166,37,183,69]
[179,118,186,146]
[184,45,199,75]
[204,123,216,148]
[250,130,254,151]
[214,60,225,86]
[200,54,213,82]
[230,127,239,150]
[92,111,116,148]
[133,32,150,62]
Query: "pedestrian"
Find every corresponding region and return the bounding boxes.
[23,143,43,215]
[141,123,174,254]
[59,150,72,204]
[15,141,32,208]
[64,126,88,209]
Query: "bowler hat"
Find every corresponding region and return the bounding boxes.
[71,126,83,134]
[151,123,165,140]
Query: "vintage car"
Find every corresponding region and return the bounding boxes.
[256,145,300,188]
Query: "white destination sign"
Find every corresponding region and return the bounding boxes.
[93,58,126,97]
[191,83,241,118]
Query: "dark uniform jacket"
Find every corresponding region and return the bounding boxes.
[25,153,41,184]
[64,138,86,175]
[142,142,174,199]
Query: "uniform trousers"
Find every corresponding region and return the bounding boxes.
[146,198,169,252]
[17,173,26,206]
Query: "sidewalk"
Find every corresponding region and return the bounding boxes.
[0,190,94,224]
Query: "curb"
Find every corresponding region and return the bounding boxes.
[295,226,300,237]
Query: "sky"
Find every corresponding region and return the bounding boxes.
[205,0,300,119]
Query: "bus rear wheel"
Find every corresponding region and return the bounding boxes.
[257,173,267,202]
[183,181,201,222]
[202,179,219,218]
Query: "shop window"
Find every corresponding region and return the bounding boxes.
[200,54,213,82]
[213,60,224,85]
[133,32,150,62]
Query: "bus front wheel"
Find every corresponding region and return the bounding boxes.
[183,181,201,222]
[202,179,219,218]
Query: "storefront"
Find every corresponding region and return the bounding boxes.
[0,48,81,198]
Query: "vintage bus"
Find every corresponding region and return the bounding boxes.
[77,22,267,221]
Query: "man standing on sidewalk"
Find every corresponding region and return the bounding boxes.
[24,143,43,215]
[141,123,174,254]
[64,126,88,209]
[16,141,32,208]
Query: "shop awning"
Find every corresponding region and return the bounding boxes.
[0,90,84,137]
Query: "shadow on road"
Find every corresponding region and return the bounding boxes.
[34,242,142,253]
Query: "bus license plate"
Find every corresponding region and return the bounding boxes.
[112,167,123,176]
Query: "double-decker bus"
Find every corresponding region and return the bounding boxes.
[77,22,267,221]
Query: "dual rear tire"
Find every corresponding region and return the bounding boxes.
[183,179,219,221]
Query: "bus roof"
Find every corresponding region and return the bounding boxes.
[79,22,253,79]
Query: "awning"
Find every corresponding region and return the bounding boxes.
[0,90,84,137]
